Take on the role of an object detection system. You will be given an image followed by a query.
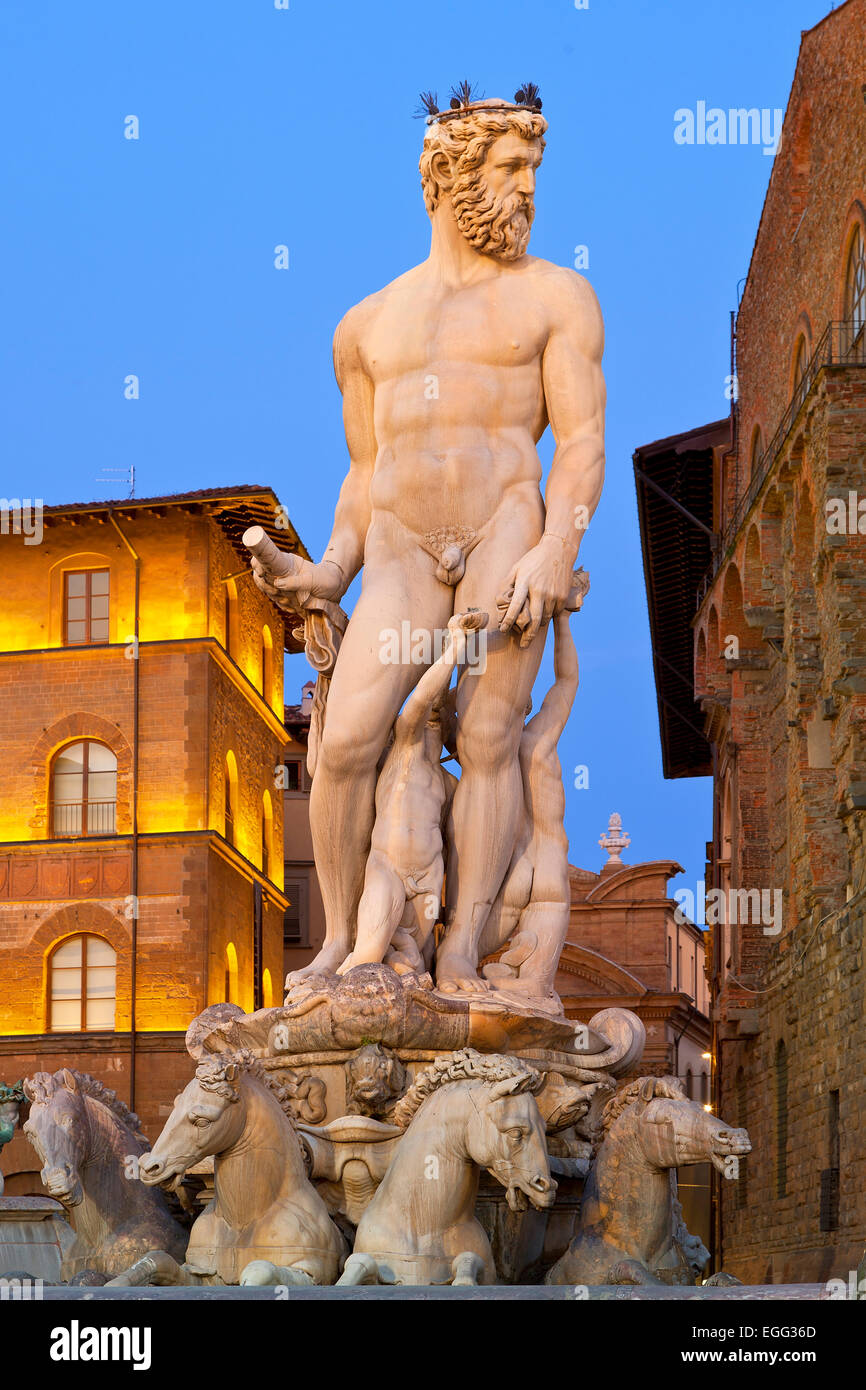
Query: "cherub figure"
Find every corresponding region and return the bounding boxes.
[337,610,488,977]
[479,605,580,1010]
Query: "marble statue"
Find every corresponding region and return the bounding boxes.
[338,1050,555,1286]
[85,88,750,1293]
[545,1076,751,1286]
[108,1054,345,1287]
[22,1069,186,1279]
[248,82,605,1003]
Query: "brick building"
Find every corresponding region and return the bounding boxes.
[0,486,310,1192]
[635,0,866,1282]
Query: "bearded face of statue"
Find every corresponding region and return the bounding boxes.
[450,131,543,261]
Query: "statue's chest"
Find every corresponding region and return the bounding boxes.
[362,287,546,379]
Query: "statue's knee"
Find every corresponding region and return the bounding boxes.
[318,725,379,779]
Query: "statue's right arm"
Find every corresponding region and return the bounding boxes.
[319,306,378,593]
[525,610,579,753]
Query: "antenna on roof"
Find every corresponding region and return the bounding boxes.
[96,461,136,498]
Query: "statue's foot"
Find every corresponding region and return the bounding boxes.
[488,975,564,1016]
[451,1252,485,1287]
[435,952,490,996]
[240,1260,314,1287]
[337,1253,379,1286]
[285,940,349,989]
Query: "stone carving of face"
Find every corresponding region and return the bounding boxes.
[451,132,543,261]
[345,1044,406,1116]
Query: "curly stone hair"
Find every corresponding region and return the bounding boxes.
[419,102,547,218]
[391,1048,543,1130]
[600,1075,687,1136]
[23,1069,146,1145]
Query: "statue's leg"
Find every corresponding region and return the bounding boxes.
[336,1253,380,1286]
[451,1251,486,1287]
[290,521,451,982]
[438,522,545,994]
[337,851,406,972]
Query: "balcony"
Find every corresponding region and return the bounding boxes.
[52,800,117,838]
[700,319,866,603]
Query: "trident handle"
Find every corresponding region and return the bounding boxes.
[242,524,296,578]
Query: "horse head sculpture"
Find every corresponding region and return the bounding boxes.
[617,1075,751,1175]
[23,1069,104,1206]
[546,1075,750,1287]
[119,1053,344,1287]
[22,1068,186,1278]
[137,1059,246,1187]
[340,1050,555,1286]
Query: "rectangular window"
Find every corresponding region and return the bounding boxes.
[64,570,110,645]
[283,877,309,946]
[284,759,305,793]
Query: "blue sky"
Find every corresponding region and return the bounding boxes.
[1,0,836,894]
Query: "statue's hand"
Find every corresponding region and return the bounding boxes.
[251,555,344,610]
[497,536,574,648]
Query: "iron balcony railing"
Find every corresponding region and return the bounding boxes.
[53,799,117,837]
[698,319,866,606]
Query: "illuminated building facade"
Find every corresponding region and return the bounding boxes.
[0,486,308,1188]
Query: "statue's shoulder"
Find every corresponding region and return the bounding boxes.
[333,262,425,366]
[524,259,601,313]
[521,260,604,356]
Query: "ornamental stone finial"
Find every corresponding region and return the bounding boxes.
[599,811,630,866]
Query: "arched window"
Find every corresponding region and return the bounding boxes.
[775,1040,788,1199]
[224,752,237,847]
[261,790,273,880]
[224,942,238,1004]
[262,968,274,1009]
[791,335,808,398]
[48,934,116,1032]
[52,741,117,837]
[845,224,866,336]
[261,626,274,707]
[224,580,238,661]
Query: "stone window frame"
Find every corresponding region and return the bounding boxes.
[836,201,866,336]
[29,716,132,840]
[62,568,110,647]
[47,931,117,1033]
[33,905,131,1034]
[50,738,118,839]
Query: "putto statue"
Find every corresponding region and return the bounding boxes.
[248,78,606,1006]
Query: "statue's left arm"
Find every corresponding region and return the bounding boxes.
[499,271,605,648]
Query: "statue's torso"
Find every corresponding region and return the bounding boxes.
[356,257,568,535]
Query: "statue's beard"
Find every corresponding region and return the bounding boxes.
[450,175,534,261]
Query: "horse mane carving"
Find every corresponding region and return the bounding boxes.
[24,1069,147,1146]
[195,1051,323,1134]
[601,1075,686,1135]
[392,1048,543,1129]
